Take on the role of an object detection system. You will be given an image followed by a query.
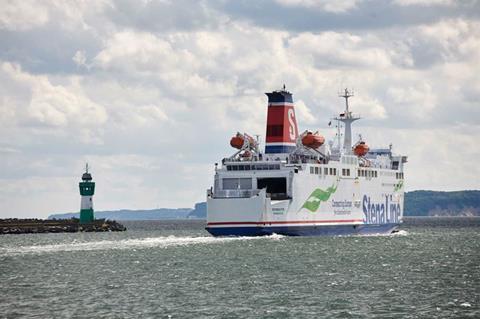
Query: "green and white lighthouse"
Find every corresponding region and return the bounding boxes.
[79,164,95,224]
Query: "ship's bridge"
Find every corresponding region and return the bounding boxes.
[210,159,294,200]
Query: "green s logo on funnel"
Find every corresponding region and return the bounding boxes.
[301,185,338,212]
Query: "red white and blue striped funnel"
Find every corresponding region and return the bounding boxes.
[265,89,298,154]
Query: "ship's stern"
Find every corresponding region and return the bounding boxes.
[206,188,269,236]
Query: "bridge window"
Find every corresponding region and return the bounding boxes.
[223,178,252,190]
[392,161,399,170]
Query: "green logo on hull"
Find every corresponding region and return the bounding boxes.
[300,184,338,212]
[394,181,403,192]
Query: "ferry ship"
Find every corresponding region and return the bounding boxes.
[206,87,407,236]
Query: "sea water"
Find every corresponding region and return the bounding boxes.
[0,218,479,318]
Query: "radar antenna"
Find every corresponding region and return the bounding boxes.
[339,88,354,114]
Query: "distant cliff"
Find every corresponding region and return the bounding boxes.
[404,190,480,217]
[187,202,206,219]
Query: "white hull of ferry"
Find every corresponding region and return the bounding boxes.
[206,161,404,237]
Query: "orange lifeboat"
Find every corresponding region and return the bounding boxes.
[230,133,256,149]
[230,134,244,149]
[302,132,325,149]
[353,142,369,157]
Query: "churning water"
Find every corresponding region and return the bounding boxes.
[1,218,479,318]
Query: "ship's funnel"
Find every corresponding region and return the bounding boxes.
[265,89,298,154]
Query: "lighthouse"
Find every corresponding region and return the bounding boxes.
[79,163,95,224]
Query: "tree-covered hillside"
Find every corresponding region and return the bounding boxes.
[404,190,480,216]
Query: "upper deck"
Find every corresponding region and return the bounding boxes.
[211,152,405,200]
[209,88,407,200]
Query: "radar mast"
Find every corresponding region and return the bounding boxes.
[334,88,360,154]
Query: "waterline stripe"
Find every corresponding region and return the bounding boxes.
[207,219,364,226]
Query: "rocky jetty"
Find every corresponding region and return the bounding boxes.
[0,218,126,235]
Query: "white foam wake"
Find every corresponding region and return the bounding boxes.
[1,234,285,256]
[355,229,409,237]
[267,233,286,240]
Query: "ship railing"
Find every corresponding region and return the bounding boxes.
[212,189,261,199]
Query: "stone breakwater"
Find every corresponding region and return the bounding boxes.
[0,218,126,235]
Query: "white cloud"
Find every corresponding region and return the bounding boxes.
[352,95,387,120]
[0,1,479,218]
[387,83,437,116]
[288,32,393,69]
[73,50,88,68]
[275,0,360,13]
[416,19,480,63]
[393,0,456,6]
[0,0,49,31]
[0,0,112,31]
[295,100,316,124]
[0,62,107,142]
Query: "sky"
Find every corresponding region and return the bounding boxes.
[1,0,479,218]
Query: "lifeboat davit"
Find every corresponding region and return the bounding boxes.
[302,132,325,149]
[353,142,369,157]
[241,150,252,158]
[230,133,256,149]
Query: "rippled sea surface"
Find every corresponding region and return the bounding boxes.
[1,217,479,318]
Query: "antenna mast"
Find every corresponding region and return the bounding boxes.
[334,88,360,154]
